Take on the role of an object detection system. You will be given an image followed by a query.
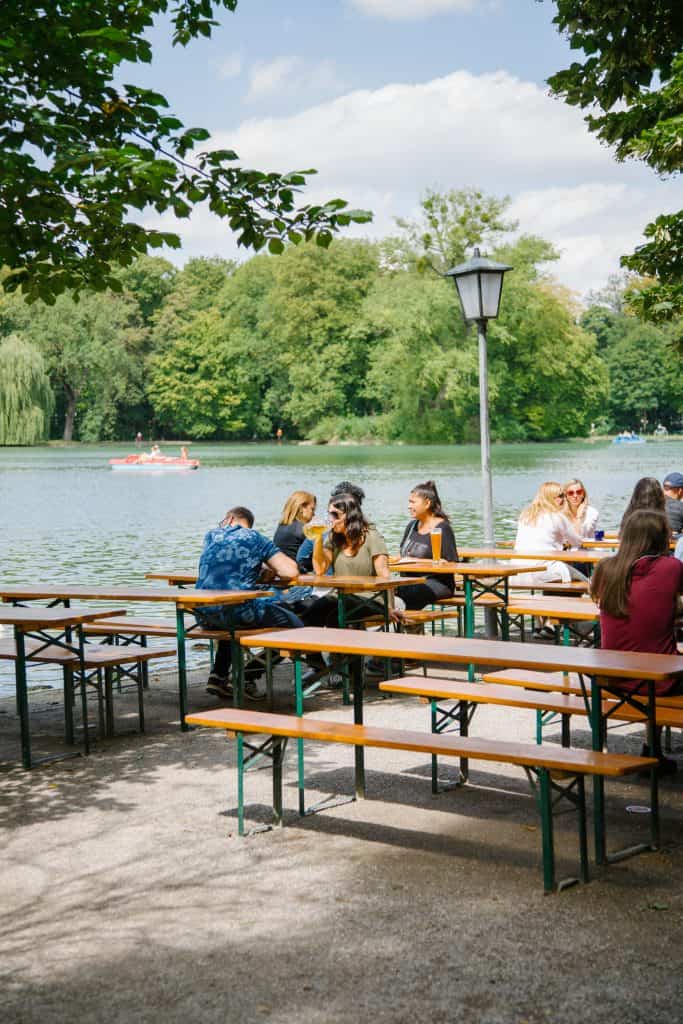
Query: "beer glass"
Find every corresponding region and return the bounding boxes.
[430,531,442,561]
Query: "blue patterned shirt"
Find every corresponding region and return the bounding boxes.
[195,524,280,625]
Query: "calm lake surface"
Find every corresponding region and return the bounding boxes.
[2,438,681,695]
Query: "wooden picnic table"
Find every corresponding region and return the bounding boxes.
[391,559,545,645]
[239,626,683,860]
[506,595,600,647]
[458,546,607,566]
[0,585,271,730]
[0,604,127,768]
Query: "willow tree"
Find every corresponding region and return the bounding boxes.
[0,334,54,444]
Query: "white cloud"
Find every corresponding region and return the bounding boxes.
[350,0,476,18]
[147,68,678,296]
[246,56,342,102]
[217,52,242,80]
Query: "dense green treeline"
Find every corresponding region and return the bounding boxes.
[0,190,680,445]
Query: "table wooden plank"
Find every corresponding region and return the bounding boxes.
[458,547,607,565]
[0,585,270,606]
[239,626,683,680]
[506,596,599,621]
[0,606,128,629]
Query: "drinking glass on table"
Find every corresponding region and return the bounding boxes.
[303,519,327,541]
[430,530,442,561]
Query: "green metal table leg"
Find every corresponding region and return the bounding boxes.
[15,627,31,770]
[176,605,189,730]
[430,699,438,794]
[464,577,475,681]
[500,579,510,641]
[590,676,606,864]
[77,625,90,754]
[577,776,589,883]
[352,655,365,799]
[236,731,245,836]
[272,737,284,827]
[231,637,244,707]
[538,767,556,893]
[295,656,306,815]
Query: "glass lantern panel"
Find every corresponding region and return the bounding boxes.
[480,272,504,319]
[455,273,482,320]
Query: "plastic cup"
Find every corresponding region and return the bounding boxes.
[594,529,605,541]
[430,531,442,561]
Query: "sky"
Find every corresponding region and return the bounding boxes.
[128,0,680,297]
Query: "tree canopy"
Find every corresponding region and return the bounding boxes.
[546,1,683,332]
[0,1,371,304]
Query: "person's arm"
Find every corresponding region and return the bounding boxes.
[372,553,390,580]
[312,534,333,575]
[266,550,299,581]
[559,514,584,549]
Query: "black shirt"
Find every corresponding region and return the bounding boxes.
[399,519,458,593]
[273,520,305,560]
[665,496,683,536]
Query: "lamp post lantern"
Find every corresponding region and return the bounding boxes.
[445,247,512,546]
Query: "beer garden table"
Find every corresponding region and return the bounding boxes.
[238,626,683,863]
[0,604,127,768]
[0,585,270,731]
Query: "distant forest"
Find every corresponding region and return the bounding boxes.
[1,189,681,445]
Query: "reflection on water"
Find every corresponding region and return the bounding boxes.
[1,439,681,694]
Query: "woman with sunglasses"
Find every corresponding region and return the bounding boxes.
[562,478,599,539]
[303,491,393,626]
[514,481,586,586]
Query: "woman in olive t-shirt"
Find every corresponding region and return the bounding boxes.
[302,491,391,627]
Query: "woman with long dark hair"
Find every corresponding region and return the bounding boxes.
[591,509,683,772]
[619,477,666,533]
[303,491,392,626]
[395,480,458,610]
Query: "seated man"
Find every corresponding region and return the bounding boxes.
[663,472,683,536]
[194,506,303,701]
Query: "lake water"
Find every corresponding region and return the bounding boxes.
[2,438,681,695]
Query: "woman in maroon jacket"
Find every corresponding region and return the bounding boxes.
[591,508,683,772]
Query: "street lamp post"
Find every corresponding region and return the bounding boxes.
[445,247,512,546]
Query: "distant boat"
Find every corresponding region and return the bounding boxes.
[109,454,200,471]
[612,434,646,445]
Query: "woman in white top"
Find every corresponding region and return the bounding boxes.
[514,481,587,584]
[562,478,599,539]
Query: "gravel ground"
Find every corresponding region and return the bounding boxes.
[1,660,683,1024]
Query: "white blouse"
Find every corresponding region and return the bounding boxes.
[514,512,584,583]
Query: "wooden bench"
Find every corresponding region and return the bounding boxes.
[0,638,175,740]
[379,675,683,747]
[480,668,683,751]
[184,706,654,893]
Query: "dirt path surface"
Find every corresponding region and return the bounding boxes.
[2,664,682,1023]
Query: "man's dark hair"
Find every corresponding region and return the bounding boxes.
[331,480,365,506]
[227,506,254,528]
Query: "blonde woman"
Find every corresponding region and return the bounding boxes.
[272,490,316,560]
[514,481,586,585]
[562,478,599,539]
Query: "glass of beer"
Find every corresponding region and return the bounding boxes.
[430,530,442,562]
[303,519,326,541]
